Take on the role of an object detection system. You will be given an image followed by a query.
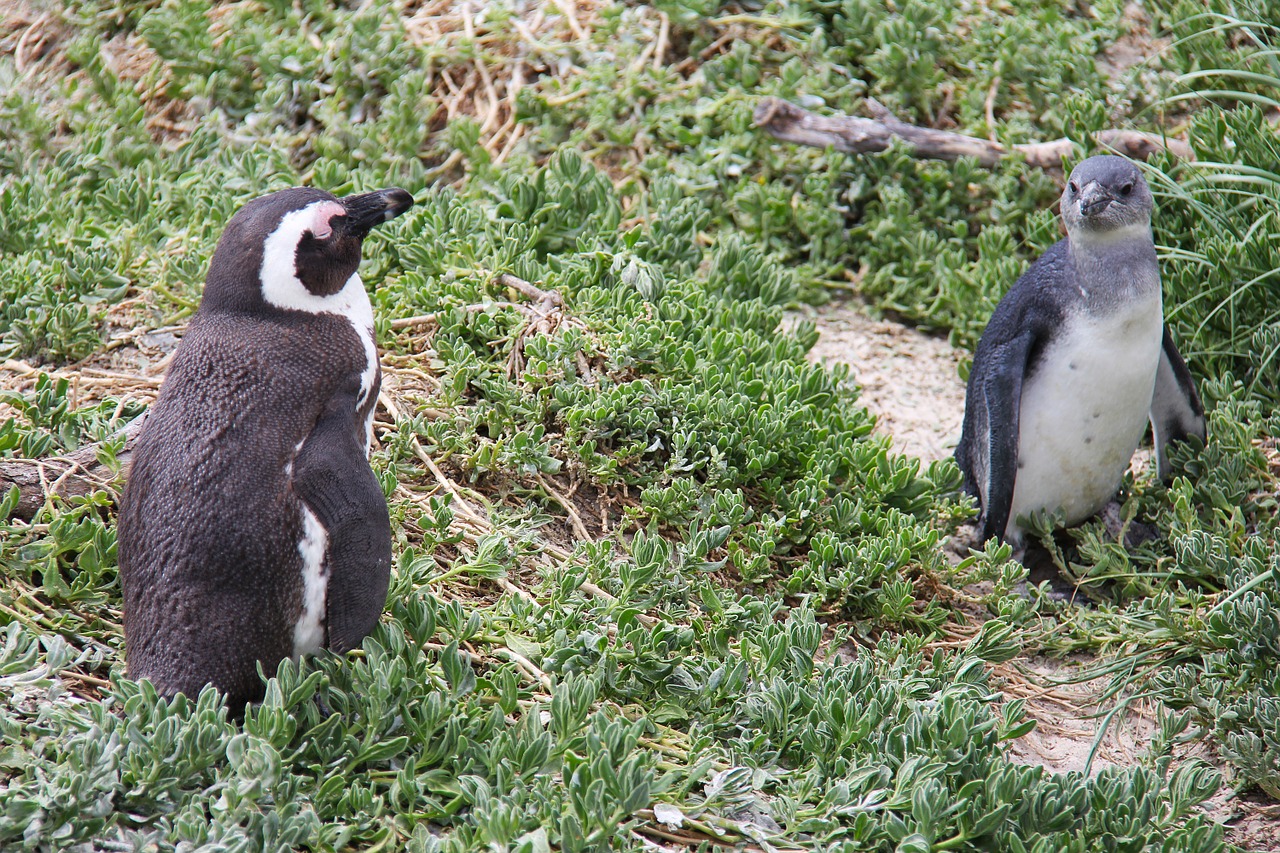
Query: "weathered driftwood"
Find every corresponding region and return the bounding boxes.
[0,413,146,520]
[753,96,1194,168]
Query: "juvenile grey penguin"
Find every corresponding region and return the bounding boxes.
[956,155,1204,546]
[118,185,414,707]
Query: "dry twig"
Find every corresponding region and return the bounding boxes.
[754,97,1195,168]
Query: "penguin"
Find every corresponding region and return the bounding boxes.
[118,185,414,707]
[955,155,1205,547]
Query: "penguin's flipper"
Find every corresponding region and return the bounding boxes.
[1149,325,1206,480]
[292,396,393,654]
[978,330,1036,543]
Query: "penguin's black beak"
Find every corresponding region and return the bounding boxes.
[340,188,415,237]
[1078,182,1113,216]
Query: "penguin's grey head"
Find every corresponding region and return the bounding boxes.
[201,186,414,315]
[1060,155,1153,242]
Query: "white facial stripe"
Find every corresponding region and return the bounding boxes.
[260,202,373,322]
[292,505,329,658]
[260,205,379,427]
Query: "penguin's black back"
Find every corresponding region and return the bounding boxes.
[119,307,370,706]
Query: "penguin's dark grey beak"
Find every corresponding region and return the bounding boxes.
[340,188,415,237]
[1078,182,1113,216]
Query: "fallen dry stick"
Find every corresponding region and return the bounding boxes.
[754,97,1195,168]
[0,413,147,520]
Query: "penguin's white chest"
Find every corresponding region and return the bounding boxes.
[292,504,329,658]
[1007,292,1163,539]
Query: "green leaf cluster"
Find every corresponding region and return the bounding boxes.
[3,0,1279,845]
[0,604,1225,850]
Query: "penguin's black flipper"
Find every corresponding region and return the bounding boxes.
[1149,325,1206,480]
[976,330,1036,543]
[292,391,393,654]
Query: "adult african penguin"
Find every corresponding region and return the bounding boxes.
[118,185,414,707]
[955,155,1205,548]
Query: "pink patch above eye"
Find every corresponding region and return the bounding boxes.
[309,201,346,239]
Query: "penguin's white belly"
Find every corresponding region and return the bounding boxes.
[292,504,329,658]
[1007,298,1162,539]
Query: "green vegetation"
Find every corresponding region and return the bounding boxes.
[1,0,1277,849]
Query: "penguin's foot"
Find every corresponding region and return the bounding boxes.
[1099,500,1160,548]
[312,693,334,717]
[1020,543,1085,604]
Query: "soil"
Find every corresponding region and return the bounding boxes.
[1001,656,1159,775]
[801,299,967,463]
[1095,2,1170,84]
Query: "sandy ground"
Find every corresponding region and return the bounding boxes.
[801,300,967,463]
[1001,657,1159,775]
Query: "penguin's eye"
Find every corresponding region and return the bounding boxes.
[1118,182,1134,197]
[1068,181,1079,195]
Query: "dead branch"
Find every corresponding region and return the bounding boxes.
[496,272,564,313]
[0,413,147,520]
[495,273,588,379]
[753,96,1194,169]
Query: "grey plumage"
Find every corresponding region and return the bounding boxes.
[118,186,414,708]
[956,155,1205,546]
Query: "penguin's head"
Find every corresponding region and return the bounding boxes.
[201,186,415,315]
[1061,155,1153,239]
